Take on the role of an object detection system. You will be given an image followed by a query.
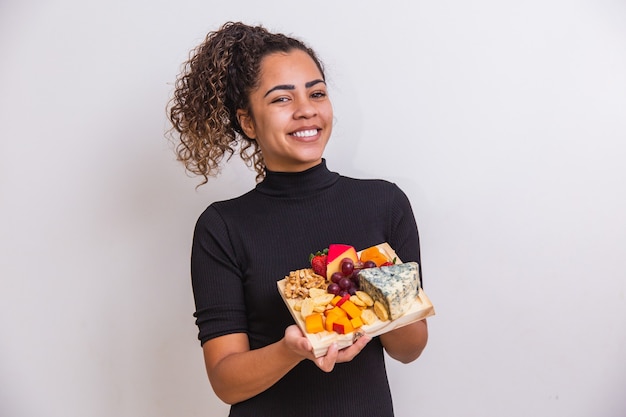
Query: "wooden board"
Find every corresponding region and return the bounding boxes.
[277,243,436,357]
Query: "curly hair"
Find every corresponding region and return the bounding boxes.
[167,21,326,185]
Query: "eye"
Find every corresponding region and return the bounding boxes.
[270,96,291,104]
[311,90,327,99]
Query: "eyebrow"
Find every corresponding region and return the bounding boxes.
[263,79,326,97]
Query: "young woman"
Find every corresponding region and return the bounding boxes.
[168,21,428,417]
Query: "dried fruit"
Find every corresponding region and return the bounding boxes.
[359,246,390,267]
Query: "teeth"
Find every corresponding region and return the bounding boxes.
[292,129,317,138]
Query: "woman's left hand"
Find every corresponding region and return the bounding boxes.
[312,333,372,372]
[284,324,372,372]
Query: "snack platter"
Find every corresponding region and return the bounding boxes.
[277,243,435,357]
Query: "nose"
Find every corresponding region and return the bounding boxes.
[293,97,317,119]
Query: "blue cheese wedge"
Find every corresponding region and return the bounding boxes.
[357,262,420,320]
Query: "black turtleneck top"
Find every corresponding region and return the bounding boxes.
[191,160,421,417]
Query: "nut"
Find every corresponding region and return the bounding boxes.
[283,268,327,299]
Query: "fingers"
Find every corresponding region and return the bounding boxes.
[284,324,312,354]
[287,320,373,372]
[336,334,372,362]
[312,335,373,372]
[314,342,339,372]
[284,324,373,374]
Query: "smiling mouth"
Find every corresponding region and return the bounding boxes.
[290,129,319,138]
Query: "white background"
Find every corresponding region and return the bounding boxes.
[1,1,625,416]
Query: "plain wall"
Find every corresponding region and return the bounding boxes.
[1,1,625,416]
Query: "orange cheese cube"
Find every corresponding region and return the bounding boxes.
[331,293,350,307]
[324,307,346,332]
[332,316,354,334]
[350,316,364,329]
[326,306,347,318]
[305,313,325,334]
[339,300,362,319]
[325,313,337,332]
[330,295,342,305]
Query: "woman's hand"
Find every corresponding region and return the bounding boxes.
[284,324,372,372]
[202,325,374,404]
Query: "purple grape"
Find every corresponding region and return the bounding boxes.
[348,285,357,296]
[327,283,341,295]
[340,258,354,276]
[338,277,352,290]
[331,272,344,284]
[350,273,360,286]
[363,260,377,269]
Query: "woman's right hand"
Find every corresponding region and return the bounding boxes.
[283,324,372,372]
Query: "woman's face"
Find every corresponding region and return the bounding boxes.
[237,49,333,172]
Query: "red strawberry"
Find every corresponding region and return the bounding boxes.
[309,249,328,277]
[380,257,397,267]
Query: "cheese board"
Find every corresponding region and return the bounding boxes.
[277,243,435,357]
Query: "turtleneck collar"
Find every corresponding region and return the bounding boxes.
[255,159,340,197]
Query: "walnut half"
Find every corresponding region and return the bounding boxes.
[283,268,327,299]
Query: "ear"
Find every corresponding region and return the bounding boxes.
[236,109,256,139]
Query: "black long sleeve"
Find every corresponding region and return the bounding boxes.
[190,160,421,417]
